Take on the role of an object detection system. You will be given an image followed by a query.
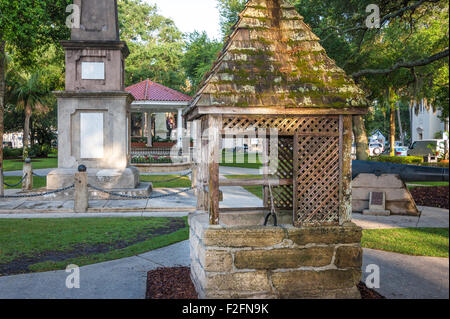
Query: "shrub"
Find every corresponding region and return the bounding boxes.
[3,147,23,159]
[131,137,148,144]
[369,155,424,165]
[131,155,173,164]
[28,144,52,158]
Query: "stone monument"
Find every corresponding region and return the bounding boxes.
[47,0,150,196]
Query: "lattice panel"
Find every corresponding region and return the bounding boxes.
[223,117,339,135]
[271,137,293,210]
[293,132,341,227]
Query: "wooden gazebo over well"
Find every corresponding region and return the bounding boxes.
[184,0,368,227]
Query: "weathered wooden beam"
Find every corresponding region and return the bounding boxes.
[186,106,368,121]
[204,187,224,202]
[219,178,292,187]
[219,207,270,213]
[339,115,353,225]
[192,119,201,196]
[207,115,222,225]
[197,117,208,211]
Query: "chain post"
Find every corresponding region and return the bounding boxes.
[22,158,33,191]
[74,165,89,213]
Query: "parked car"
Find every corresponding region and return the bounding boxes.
[369,142,384,156]
[394,146,408,157]
[408,140,446,157]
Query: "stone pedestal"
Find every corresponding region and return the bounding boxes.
[47,91,141,190]
[363,192,391,216]
[47,167,140,190]
[353,174,420,216]
[189,213,362,299]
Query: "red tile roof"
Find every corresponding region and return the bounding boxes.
[126,79,192,102]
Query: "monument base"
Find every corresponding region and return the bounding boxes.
[353,174,420,216]
[189,213,363,299]
[47,166,140,190]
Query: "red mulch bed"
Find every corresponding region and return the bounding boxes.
[146,267,385,299]
[357,281,386,299]
[410,186,449,209]
[146,267,198,299]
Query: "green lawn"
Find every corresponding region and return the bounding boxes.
[0,217,189,275]
[138,174,192,188]
[407,181,449,188]
[224,174,264,198]
[3,176,46,189]
[362,228,449,257]
[220,151,263,169]
[3,157,57,172]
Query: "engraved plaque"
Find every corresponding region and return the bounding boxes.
[80,113,104,159]
[81,62,105,80]
[371,192,384,206]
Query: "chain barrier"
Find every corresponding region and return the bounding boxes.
[3,174,28,188]
[88,184,194,200]
[0,184,75,199]
[150,170,192,184]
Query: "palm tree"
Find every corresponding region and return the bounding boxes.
[9,72,47,158]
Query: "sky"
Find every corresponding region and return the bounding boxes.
[145,0,222,40]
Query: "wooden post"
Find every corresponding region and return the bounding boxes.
[192,120,201,195]
[339,115,353,225]
[22,158,33,191]
[207,115,222,225]
[74,165,89,213]
[196,118,208,211]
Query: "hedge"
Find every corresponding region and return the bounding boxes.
[3,147,23,159]
[369,155,424,165]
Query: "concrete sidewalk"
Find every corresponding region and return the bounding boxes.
[0,185,262,215]
[353,206,449,229]
[362,248,449,299]
[0,240,447,299]
[0,241,190,299]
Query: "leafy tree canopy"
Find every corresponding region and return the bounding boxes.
[182,31,222,93]
[118,0,186,91]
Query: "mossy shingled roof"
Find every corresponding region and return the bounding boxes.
[189,0,368,111]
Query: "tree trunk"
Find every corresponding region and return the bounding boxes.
[396,102,403,145]
[388,88,396,156]
[23,104,32,159]
[352,115,369,160]
[0,39,5,196]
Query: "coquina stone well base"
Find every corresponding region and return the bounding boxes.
[189,213,363,299]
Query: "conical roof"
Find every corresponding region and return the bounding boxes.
[188,0,368,115]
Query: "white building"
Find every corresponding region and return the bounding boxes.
[2,132,23,148]
[369,129,386,145]
[410,99,449,142]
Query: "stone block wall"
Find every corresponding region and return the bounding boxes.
[189,213,363,299]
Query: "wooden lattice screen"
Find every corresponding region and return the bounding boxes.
[272,137,293,210]
[293,117,341,226]
[222,116,342,225]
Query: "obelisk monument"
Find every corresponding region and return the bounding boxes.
[48,0,149,194]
